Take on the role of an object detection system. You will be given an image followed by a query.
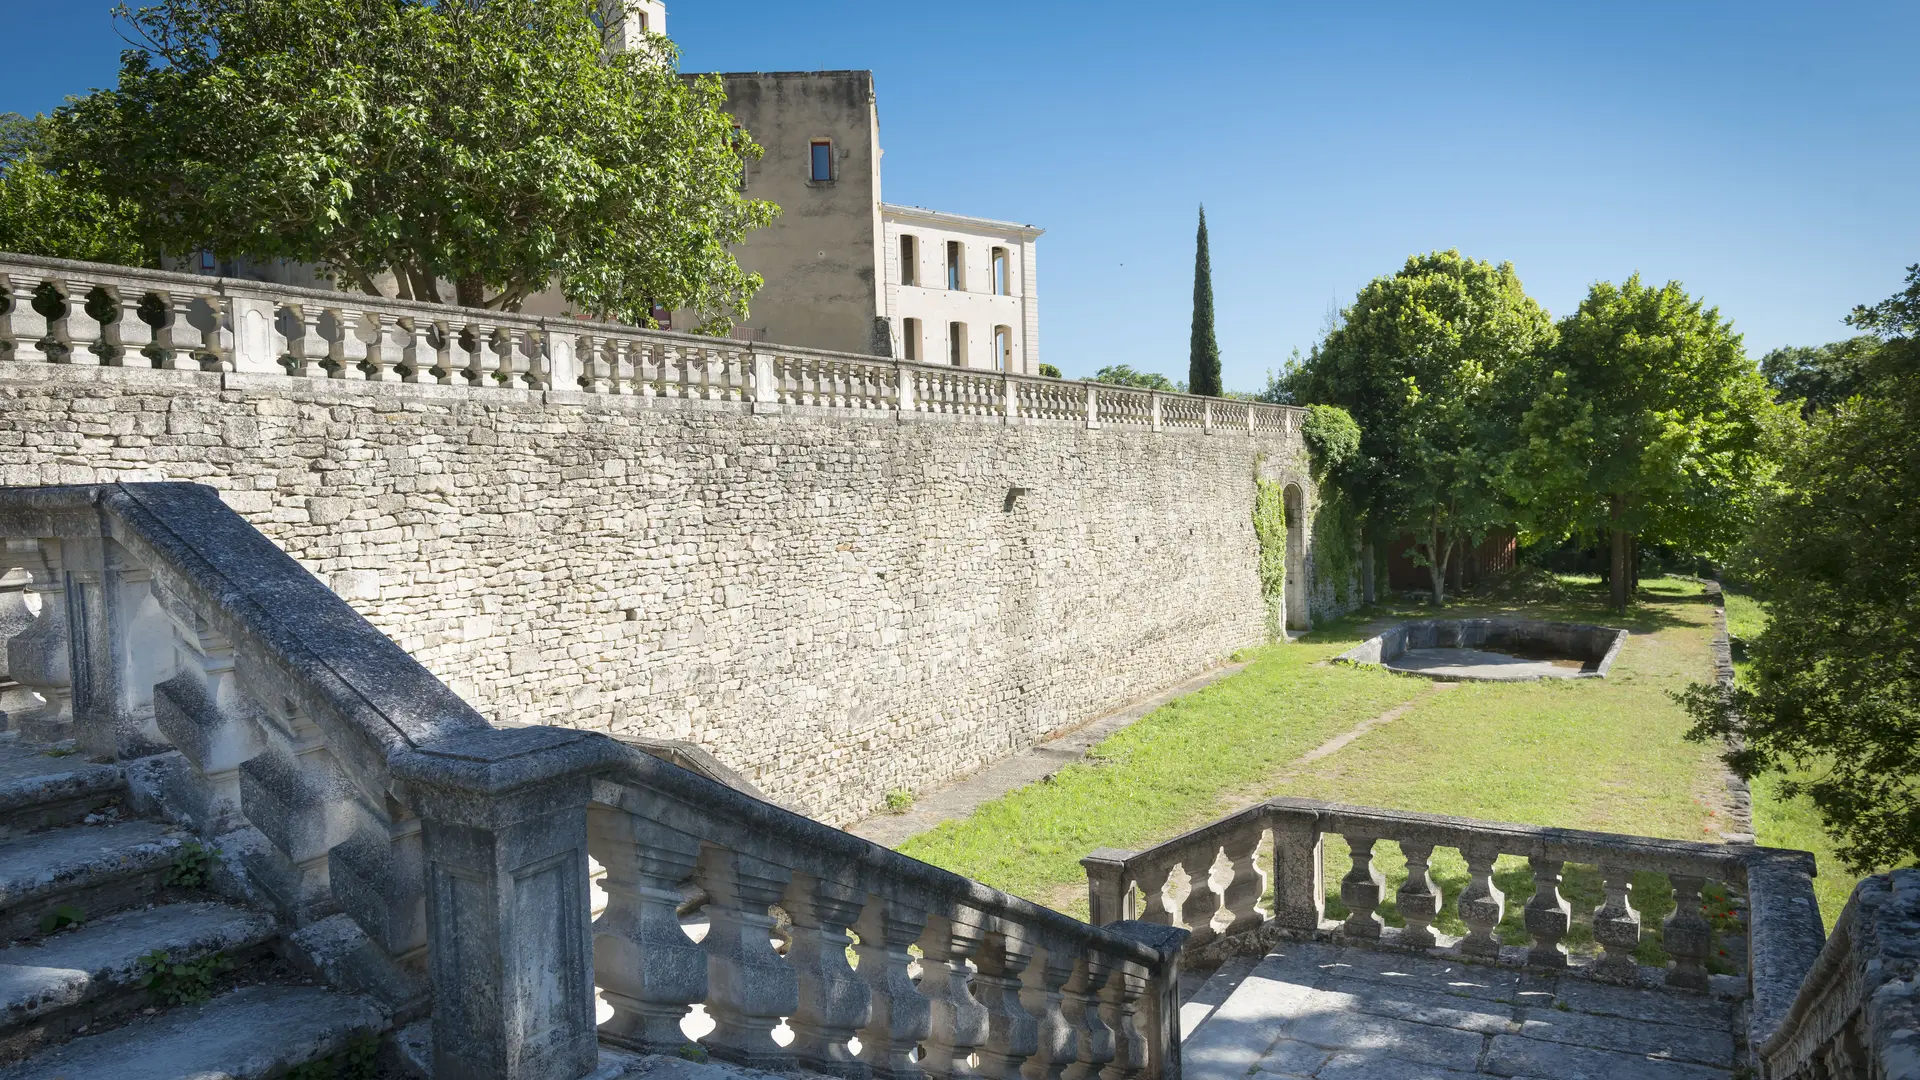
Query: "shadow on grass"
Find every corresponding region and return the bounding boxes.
[1295,574,1710,645]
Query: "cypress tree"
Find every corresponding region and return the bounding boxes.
[1189,206,1222,396]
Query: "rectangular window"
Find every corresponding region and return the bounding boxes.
[949,321,967,366]
[994,326,1012,372]
[992,248,1010,296]
[947,241,964,290]
[810,140,833,182]
[199,250,216,272]
[902,318,921,362]
[900,235,917,287]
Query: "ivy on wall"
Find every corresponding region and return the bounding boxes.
[1301,404,1364,617]
[1253,476,1288,641]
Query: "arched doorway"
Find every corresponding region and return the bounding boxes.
[1284,484,1310,631]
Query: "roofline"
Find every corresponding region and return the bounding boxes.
[881,203,1045,238]
[700,70,876,80]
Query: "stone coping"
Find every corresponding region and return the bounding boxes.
[1332,617,1629,682]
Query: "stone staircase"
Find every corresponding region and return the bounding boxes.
[0,730,384,1079]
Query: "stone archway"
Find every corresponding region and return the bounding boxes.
[1284,484,1310,631]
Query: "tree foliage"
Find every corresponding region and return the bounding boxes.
[1683,265,1920,871]
[1760,336,1883,417]
[1512,276,1780,608]
[1189,206,1222,396]
[1287,250,1554,604]
[1300,404,1361,480]
[0,113,150,265]
[52,0,776,330]
[1091,364,1180,392]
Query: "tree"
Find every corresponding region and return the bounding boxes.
[1683,265,1920,871]
[1288,251,1554,605]
[53,0,776,331]
[1512,276,1780,609]
[0,113,150,265]
[1091,364,1180,392]
[1189,206,1222,396]
[1759,336,1883,416]
[1038,363,1062,379]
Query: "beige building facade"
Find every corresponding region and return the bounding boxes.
[882,205,1041,373]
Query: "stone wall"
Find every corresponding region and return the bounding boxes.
[2,364,1331,823]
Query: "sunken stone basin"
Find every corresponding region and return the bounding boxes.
[1334,618,1628,682]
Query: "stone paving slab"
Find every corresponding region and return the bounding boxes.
[1186,943,1740,1080]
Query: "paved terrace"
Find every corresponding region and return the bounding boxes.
[1183,942,1742,1080]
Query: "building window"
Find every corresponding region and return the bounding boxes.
[902,317,921,362]
[900,235,918,287]
[994,326,1013,371]
[946,241,964,290]
[637,10,649,32]
[992,248,1011,296]
[199,250,216,272]
[810,140,833,182]
[949,321,967,366]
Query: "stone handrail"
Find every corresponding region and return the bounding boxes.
[587,742,1189,1080]
[0,251,1301,436]
[1084,798,1826,1023]
[1756,869,1920,1079]
[0,481,1187,1080]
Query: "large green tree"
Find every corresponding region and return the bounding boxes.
[1189,206,1222,396]
[52,0,775,330]
[1512,276,1780,609]
[1091,364,1180,392]
[1759,335,1883,417]
[0,113,150,265]
[1683,265,1920,871]
[1288,250,1554,605]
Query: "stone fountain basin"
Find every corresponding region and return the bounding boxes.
[1334,618,1628,682]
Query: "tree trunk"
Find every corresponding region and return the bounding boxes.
[1609,494,1630,611]
[1426,510,1449,608]
[456,274,487,310]
[1360,541,1376,606]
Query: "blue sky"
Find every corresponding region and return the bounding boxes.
[5,1,1916,391]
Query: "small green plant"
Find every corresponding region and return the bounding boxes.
[165,840,221,889]
[883,789,914,814]
[39,904,84,934]
[676,1044,710,1064]
[136,949,231,1005]
[43,747,77,759]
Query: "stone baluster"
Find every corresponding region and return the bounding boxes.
[1177,846,1224,948]
[782,871,871,1078]
[363,311,402,381]
[1220,826,1268,935]
[853,895,931,1080]
[589,807,708,1053]
[510,327,541,388]
[195,291,234,371]
[150,598,262,835]
[2,273,50,362]
[152,290,202,371]
[397,317,430,382]
[580,334,612,395]
[457,323,489,385]
[605,338,631,395]
[424,320,455,384]
[919,910,991,1080]
[524,327,551,389]
[1524,857,1571,967]
[284,305,323,378]
[1019,945,1077,1080]
[1397,841,1441,949]
[976,930,1038,1080]
[655,344,679,398]
[37,277,77,363]
[1457,843,1506,958]
[695,845,798,1070]
[59,278,111,363]
[627,340,651,397]
[1663,874,1713,991]
[1591,864,1641,982]
[327,307,368,379]
[1339,835,1385,939]
[1060,954,1114,1080]
[1096,958,1149,1080]
[1135,861,1175,924]
[96,285,140,366]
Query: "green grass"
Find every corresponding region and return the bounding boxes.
[903,575,1747,962]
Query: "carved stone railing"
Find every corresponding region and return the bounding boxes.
[1085,798,1839,1071]
[1756,869,1920,1079]
[0,252,1302,438]
[0,481,1188,1080]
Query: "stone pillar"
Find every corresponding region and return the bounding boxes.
[1149,393,1162,433]
[1081,849,1136,926]
[1268,809,1324,930]
[1201,400,1212,435]
[1085,384,1100,429]
[752,351,779,409]
[896,362,917,414]
[3,538,71,738]
[392,726,617,1080]
[229,296,282,375]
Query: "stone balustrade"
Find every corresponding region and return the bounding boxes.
[0,481,1188,1080]
[0,252,1300,436]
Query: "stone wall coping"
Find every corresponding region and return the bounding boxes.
[596,734,1183,968]
[0,482,491,759]
[1757,869,1920,1074]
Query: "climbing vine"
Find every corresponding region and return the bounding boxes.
[1253,476,1288,641]
[1300,404,1364,614]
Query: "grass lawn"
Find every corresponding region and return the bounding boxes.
[900,575,1752,966]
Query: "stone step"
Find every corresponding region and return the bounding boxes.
[0,983,387,1080]
[0,901,278,1049]
[0,737,124,839]
[0,822,181,940]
